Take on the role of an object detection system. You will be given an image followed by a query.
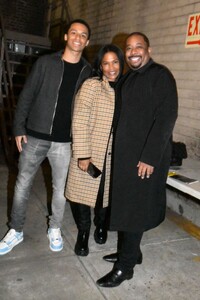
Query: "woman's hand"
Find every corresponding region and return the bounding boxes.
[78,159,91,172]
[137,161,154,179]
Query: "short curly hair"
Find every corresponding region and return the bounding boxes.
[126,32,150,47]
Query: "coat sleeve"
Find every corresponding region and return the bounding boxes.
[13,56,44,136]
[140,69,178,167]
[72,79,97,159]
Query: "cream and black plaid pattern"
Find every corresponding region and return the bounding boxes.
[65,77,114,208]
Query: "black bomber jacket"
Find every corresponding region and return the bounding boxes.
[13,51,92,136]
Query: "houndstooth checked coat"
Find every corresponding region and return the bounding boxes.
[65,76,114,208]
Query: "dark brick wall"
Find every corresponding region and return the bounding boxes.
[0,0,48,36]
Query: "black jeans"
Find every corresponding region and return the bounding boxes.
[115,231,143,272]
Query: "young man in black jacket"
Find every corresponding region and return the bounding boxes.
[0,19,92,255]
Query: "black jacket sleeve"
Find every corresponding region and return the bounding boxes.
[13,56,44,136]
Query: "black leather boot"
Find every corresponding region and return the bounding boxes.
[94,227,107,244]
[74,230,89,256]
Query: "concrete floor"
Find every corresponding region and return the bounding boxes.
[0,158,200,300]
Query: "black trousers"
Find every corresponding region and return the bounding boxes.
[115,231,143,272]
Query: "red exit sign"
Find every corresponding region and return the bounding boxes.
[185,13,200,48]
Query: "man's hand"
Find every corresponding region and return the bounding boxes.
[78,159,91,172]
[137,161,154,179]
[15,135,27,152]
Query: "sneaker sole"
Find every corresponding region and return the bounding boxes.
[49,245,63,252]
[0,237,23,255]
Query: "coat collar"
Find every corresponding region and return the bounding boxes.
[116,58,154,90]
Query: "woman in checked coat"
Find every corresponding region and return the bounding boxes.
[65,44,124,256]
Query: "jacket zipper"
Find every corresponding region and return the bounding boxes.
[49,59,64,134]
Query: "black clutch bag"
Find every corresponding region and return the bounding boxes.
[87,162,102,178]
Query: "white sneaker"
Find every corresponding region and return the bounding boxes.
[0,229,23,255]
[47,228,63,252]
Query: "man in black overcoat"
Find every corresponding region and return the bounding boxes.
[96,32,178,287]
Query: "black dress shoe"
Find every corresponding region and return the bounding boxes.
[94,227,107,244]
[96,267,133,288]
[74,230,89,256]
[103,251,143,264]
